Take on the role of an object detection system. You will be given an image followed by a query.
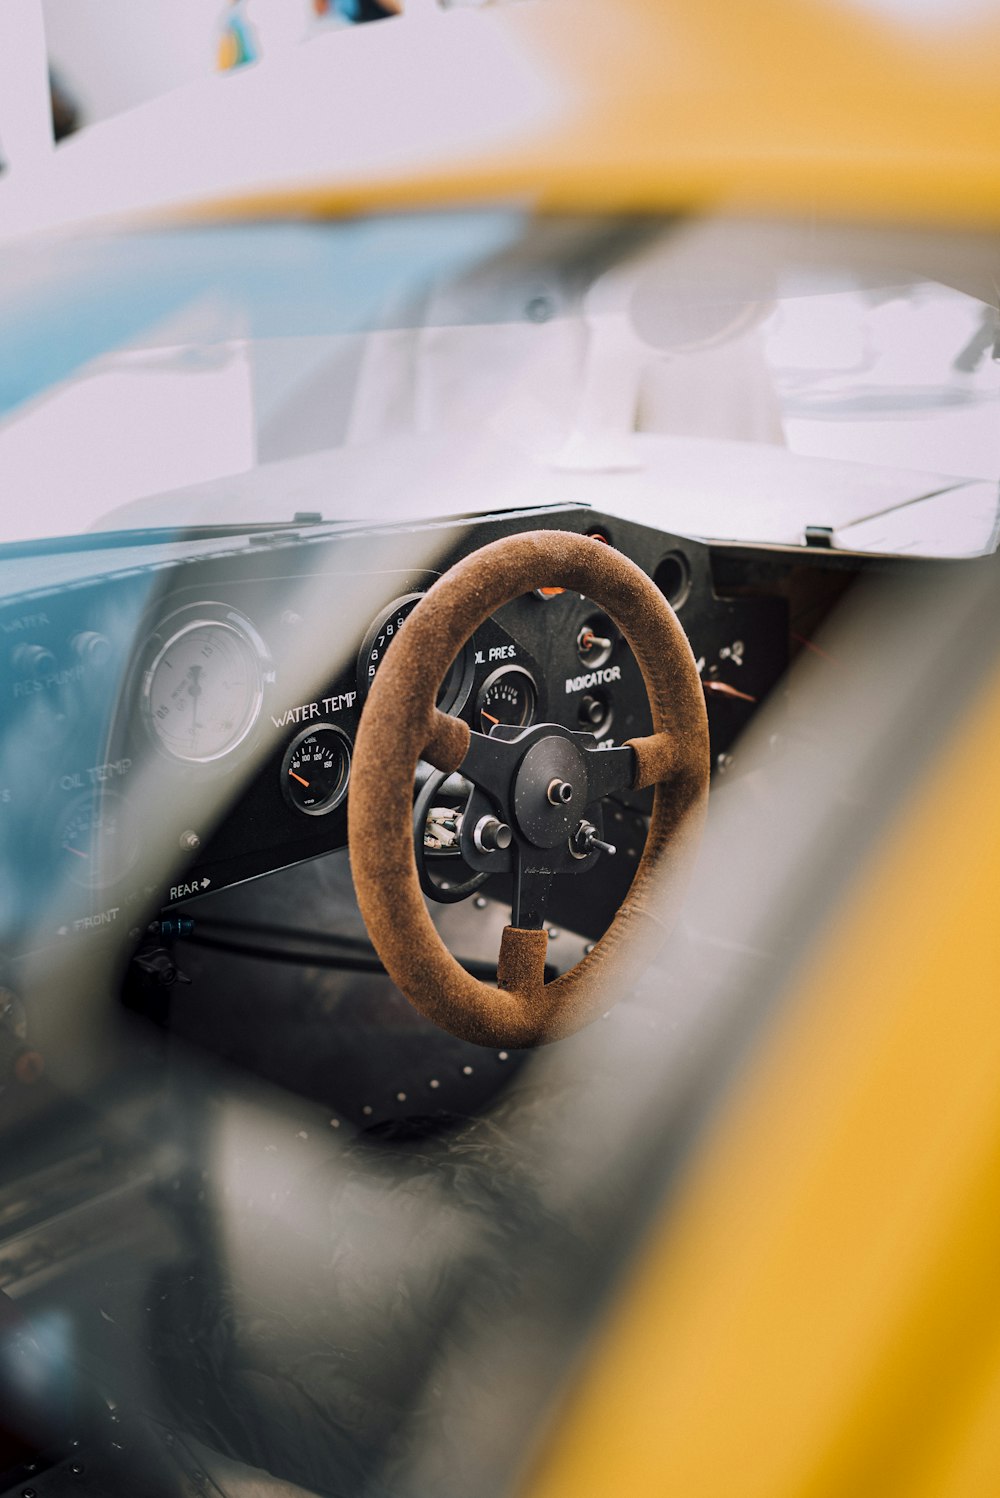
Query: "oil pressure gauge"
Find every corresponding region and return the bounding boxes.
[476,665,537,734]
[281,724,351,817]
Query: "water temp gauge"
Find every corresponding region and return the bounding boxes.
[281,724,351,817]
[476,665,537,734]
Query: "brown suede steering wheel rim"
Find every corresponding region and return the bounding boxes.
[348,530,710,1048]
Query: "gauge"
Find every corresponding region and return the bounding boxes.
[60,791,138,889]
[357,594,473,712]
[281,724,351,817]
[142,615,265,764]
[476,665,537,734]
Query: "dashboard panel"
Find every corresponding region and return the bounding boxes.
[0,504,789,959]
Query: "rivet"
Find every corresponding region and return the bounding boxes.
[329,1118,340,1128]
[429,1079,440,1089]
[498,1051,509,1061]
[362,1105,373,1116]
[474,895,488,909]
[396,1092,407,1102]
[70,1463,85,1475]
[462,1065,474,1076]
[547,927,559,940]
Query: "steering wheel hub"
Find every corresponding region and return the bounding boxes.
[512,733,587,849]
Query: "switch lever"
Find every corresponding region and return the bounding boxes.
[569,819,617,859]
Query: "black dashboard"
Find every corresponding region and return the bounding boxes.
[0,503,790,960]
[0,494,948,1498]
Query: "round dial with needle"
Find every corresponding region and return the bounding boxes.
[281,724,351,817]
[476,665,538,734]
[143,615,265,764]
[60,791,138,889]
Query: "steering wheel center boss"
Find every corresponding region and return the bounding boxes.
[348,530,710,1048]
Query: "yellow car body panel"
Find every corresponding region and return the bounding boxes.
[522,658,1000,1497]
[203,0,1000,228]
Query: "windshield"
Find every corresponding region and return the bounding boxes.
[1,210,998,552]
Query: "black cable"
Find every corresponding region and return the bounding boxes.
[193,916,374,952]
[184,932,398,973]
[182,929,556,986]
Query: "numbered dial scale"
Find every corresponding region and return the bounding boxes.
[281,724,352,817]
[357,593,474,712]
[59,791,138,889]
[475,665,538,734]
[141,607,269,764]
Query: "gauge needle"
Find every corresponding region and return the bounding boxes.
[289,770,310,788]
[64,845,89,859]
[481,711,499,726]
[187,664,203,739]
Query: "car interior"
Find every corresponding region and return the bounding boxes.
[0,206,998,1497]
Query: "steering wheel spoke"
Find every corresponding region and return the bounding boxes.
[511,852,554,932]
[497,922,549,1000]
[583,742,639,803]
[424,708,472,774]
[457,726,522,803]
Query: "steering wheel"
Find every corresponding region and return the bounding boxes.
[348,530,710,1048]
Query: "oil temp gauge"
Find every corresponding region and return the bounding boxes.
[59,790,138,889]
[281,724,352,817]
[476,665,538,734]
